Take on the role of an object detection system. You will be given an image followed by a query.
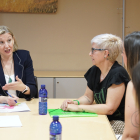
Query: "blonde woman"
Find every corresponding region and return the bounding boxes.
[0,26,37,106]
[61,34,130,134]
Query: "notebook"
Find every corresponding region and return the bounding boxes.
[48,109,98,118]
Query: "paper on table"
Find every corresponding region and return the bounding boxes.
[0,102,30,113]
[48,109,98,118]
[0,115,22,127]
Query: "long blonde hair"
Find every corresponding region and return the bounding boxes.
[0,26,18,52]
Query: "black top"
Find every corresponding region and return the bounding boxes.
[84,61,130,121]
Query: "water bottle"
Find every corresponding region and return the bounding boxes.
[50,116,62,140]
[39,84,47,115]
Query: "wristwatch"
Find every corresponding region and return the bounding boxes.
[22,85,28,94]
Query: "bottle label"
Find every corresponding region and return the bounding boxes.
[39,97,47,102]
[39,98,47,115]
[50,134,61,140]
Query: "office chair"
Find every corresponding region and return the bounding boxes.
[34,76,38,98]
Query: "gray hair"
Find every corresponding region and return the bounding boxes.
[91,34,123,62]
[0,26,18,52]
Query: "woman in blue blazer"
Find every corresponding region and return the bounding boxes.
[0,26,37,105]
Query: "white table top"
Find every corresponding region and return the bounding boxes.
[0,98,116,140]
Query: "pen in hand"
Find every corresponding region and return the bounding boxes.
[6,92,17,103]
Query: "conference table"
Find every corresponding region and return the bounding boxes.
[0,98,117,140]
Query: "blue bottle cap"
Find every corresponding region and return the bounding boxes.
[41,85,45,89]
[53,116,59,121]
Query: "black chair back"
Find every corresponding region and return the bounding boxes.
[34,76,38,98]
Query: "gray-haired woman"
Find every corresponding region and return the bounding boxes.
[61,34,130,134]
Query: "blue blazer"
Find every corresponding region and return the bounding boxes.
[0,50,37,100]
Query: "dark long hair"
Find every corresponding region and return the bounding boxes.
[132,61,140,130]
[124,31,140,78]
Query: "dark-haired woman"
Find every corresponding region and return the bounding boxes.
[122,31,140,140]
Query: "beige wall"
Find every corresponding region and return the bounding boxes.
[0,0,122,71]
[125,0,140,35]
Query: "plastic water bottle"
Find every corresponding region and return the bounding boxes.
[50,116,62,140]
[39,84,47,115]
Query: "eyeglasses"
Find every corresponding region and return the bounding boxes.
[91,48,106,54]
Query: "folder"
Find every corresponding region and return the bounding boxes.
[48,109,98,118]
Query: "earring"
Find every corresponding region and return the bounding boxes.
[104,56,106,58]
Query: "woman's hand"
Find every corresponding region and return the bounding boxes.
[6,95,19,106]
[66,104,79,112]
[2,75,26,92]
[61,100,74,111]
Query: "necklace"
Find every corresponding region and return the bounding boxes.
[2,60,13,83]
[101,77,104,80]
[100,74,105,82]
[100,76,104,81]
